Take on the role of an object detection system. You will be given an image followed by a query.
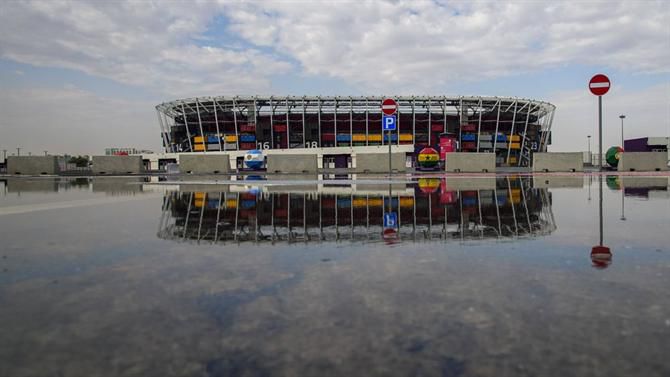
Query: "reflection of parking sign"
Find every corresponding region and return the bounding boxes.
[383,212,397,228]
[382,115,396,131]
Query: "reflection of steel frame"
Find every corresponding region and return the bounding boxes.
[157,178,556,244]
[156,96,555,167]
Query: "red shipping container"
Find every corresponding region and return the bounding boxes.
[321,133,335,141]
[461,142,476,149]
[273,124,287,132]
[240,124,256,132]
[239,142,255,150]
[431,123,444,131]
[462,124,477,132]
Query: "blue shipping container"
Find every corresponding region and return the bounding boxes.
[462,134,476,141]
[207,136,219,144]
[240,134,256,142]
[336,134,351,142]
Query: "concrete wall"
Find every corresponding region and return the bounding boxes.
[618,152,668,172]
[267,154,318,173]
[533,152,583,172]
[355,153,407,173]
[7,156,59,175]
[442,177,497,190]
[179,154,231,174]
[444,153,495,173]
[92,156,143,175]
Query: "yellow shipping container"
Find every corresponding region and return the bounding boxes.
[352,198,368,207]
[510,143,521,150]
[399,197,414,207]
[226,199,238,208]
[352,134,366,142]
[508,135,521,142]
[225,135,237,142]
[194,199,205,208]
[399,134,413,142]
[508,156,517,164]
[194,144,205,151]
[367,134,382,142]
[194,136,205,143]
[194,192,206,200]
[367,198,384,206]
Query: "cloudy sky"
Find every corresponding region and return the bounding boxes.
[1,0,668,155]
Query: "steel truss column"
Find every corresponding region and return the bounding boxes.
[180,103,193,152]
[156,109,170,153]
[492,99,501,153]
[443,97,447,134]
[213,98,223,151]
[506,100,518,163]
[269,97,274,149]
[518,103,535,167]
[195,99,206,153]
[412,97,416,145]
[318,97,322,147]
[253,98,258,151]
[349,97,353,147]
[286,97,290,150]
[365,98,369,146]
[476,98,483,152]
[302,97,306,147]
[334,98,338,146]
[233,97,240,151]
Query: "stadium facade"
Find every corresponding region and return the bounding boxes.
[155,96,555,168]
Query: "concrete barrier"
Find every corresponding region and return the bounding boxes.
[444,153,495,173]
[618,152,668,172]
[92,156,143,175]
[532,152,583,172]
[179,154,231,174]
[7,156,59,175]
[355,153,407,173]
[267,154,317,173]
[533,176,584,189]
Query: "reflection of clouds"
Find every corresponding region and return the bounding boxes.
[2,244,668,376]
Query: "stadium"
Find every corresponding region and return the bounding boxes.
[155,95,555,170]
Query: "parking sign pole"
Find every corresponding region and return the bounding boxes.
[388,126,392,175]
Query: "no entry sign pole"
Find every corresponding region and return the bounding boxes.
[381,98,398,176]
[589,74,611,171]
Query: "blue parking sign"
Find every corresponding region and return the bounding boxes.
[383,212,398,228]
[382,115,396,131]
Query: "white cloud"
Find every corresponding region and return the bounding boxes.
[224,0,670,92]
[0,87,159,155]
[0,0,291,97]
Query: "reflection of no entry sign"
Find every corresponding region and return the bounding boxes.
[381,98,398,115]
[589,74,610,96]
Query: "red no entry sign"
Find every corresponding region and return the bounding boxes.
[589,74,611,96]
[381,98,398,115]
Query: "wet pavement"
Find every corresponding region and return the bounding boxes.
[0,174,669,377]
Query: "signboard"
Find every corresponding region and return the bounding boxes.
[589,74,611,96]
[382,115,397,131]
[381,98,398,115]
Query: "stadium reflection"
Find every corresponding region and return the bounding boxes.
[157,176,556,244]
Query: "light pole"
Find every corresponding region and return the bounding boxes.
[587,135,591,165]
[44,150,48,156]
[619,115,625,148]
[16,147,21,156]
